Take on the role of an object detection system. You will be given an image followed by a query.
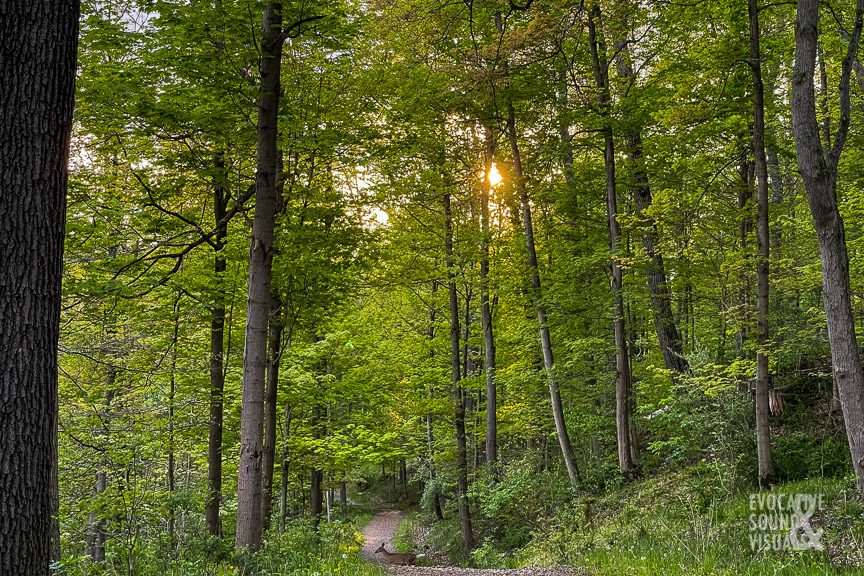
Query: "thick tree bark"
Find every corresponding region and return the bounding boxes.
[506,94,581,486]
[480,128,498,473]
[206,155,229,537]
[0,1,79,572]
[749,0,775,488]
[261,297,284,531]
[444,191,475,551]
[589,4,636,476]
[614,42,688,374]
[792,0,864,491]
[236,0,284,550]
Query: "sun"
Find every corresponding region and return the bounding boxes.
[487,162,503,187]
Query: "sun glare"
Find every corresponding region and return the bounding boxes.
[487,162,503,187]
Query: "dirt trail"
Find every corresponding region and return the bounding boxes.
[361,509,586,575]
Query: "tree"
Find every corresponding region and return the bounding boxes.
[748,0,774,487]
[0,0,80,571]
[791,0,864,491]
[236,0,286,550]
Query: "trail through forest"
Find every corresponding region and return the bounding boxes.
[362,509,586,575]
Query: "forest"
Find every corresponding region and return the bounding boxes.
[4,0,864,574]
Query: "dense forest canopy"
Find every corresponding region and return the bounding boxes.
[5,0,864,574]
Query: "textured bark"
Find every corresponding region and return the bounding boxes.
[444,191,474,551]
[236,0,284,550]
[792,0,864,491]
[506,94,581,486]
[749,0,775,488]
[614,43,687,374]
[0,1,79,571]
[480,128,498,473]
[589,4,636,476]
[261,297,284,530]
[206,155,229,537]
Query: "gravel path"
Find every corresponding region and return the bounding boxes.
[361,509,587,575]
[362,509,407,562]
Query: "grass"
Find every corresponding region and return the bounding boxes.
[516,472,864,575]
[54,518,384,576]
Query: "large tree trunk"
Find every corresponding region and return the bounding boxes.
[0,1,78,571]
[206,155,229,537]
[236,0,285,550]
[261,297,284,531]
[589,4,636,476]
[749,0,775,488]
[480,128,498,474]
[792,0,864,491]
[506,94,581,486]
[614,42,688,374]
[444,190,474,551]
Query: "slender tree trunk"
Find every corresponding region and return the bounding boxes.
[614,42,687,374]
[426,282,445,520]
[443,190,474,551]
[310,406,324,529]
[589,4,636,476]
[206,155,229,537]
[736,149,753,356]
[792,0,864,491]
[278,405,293,533]
[167,298,180,553]
[87,368,114,563]
[261,297,284,531]
[506,92,581,486]
[236,0,284,550]
[480,128,498,473]
[0,0,78,570]
[749,0,775,488]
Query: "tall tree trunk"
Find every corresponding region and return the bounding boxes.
[792,0,864,491]
[167,298,180,553]
[426,282,444,520]
[748,0,775,488]
[0,0,78,571]
[236,0,284,550]
[505,92,581,486]
[166,298,180,553]
[206,154,229,537]
[614,41,688,374]
[278,405,293,533]
[443,190,474,551]
[261,297,284,531]
[87,371,114,564]
[310,406,324,529]
[736,149,753,356]
[480,128,498,474]
[589,4,636,476]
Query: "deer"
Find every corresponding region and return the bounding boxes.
[374,542,417,565]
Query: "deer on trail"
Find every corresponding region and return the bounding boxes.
[374,542,417,565]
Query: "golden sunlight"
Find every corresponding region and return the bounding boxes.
[487,162,503,187]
